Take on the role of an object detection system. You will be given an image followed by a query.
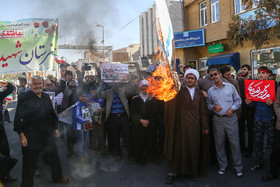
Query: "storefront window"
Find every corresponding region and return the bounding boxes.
[251,47,280,81]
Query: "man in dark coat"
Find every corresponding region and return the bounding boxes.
[238,64,255,157]
[164,69,208,183]
[14,76,69,187]
[130,80,160,165]
[0,81,17,182]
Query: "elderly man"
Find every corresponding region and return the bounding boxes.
[130,80,160,166]
[207,68,243,177]
[14,76,69,187]
[165,69,208,184]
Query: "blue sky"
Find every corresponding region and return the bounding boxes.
[1,0,155,50]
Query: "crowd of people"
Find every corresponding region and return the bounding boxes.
[0,62,280,186]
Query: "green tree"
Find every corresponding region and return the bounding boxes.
[227,0,280,49]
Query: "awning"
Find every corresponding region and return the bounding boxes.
[206,53,240,72]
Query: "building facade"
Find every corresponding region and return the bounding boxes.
[113,44,140,63]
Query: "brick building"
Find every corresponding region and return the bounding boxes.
[113,44,140,63]
[180,0,280,79]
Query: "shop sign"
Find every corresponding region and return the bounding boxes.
[208,44,224,54]
[174,29,205,48]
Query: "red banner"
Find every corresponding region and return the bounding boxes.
[245,80,275,102]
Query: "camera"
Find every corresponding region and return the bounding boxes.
[83,63,92,71]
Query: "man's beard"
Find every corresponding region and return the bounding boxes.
[242,72,248,77]
[33,88,42,95]
[187,82,195,88]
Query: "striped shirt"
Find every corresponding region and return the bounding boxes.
[111,93,125,114]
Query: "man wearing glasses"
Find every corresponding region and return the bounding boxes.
[207,68,243,177]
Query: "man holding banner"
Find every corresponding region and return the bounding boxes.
[245,66,276,171]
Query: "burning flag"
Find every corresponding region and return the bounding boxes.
[146,63,179,101]
[145,0,180,102]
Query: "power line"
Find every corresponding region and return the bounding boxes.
[106,2,155,39]
[106,15,139,39]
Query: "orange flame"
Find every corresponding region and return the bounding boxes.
[146,64,178,101]
[146,20,180,102]
[146,47,179,102]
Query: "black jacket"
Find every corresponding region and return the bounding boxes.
[14,90,58,150]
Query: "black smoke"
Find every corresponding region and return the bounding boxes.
[32,0,118,48]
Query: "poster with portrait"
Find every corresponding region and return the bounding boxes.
[101,63,129,83]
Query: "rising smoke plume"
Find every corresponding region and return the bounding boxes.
[33,0,118,48]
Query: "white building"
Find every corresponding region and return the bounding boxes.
[139,0,184,65]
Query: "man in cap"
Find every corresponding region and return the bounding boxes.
[130,80,160,165]
[207,68,243,177]
[164,69,208,183]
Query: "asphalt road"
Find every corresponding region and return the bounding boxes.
[1,100,279,187]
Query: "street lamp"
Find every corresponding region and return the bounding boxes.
[96,23,105,61]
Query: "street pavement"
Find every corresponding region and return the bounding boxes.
[1,100,280,187]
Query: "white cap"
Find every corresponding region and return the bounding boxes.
[184,69,199,80]
[138,80,149,88]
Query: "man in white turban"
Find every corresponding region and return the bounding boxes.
[164,69,209,184]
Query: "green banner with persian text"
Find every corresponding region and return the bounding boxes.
[0,18,59,74]
[208,44,224,54]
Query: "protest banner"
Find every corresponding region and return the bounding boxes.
[101,63,129,83]
[81,105,93,131]
[245,80,275,102]
[58,102,79,125]
[0,18,59,74]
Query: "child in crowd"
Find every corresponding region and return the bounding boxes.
[72,91,93,160]
[88,87,105,155]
